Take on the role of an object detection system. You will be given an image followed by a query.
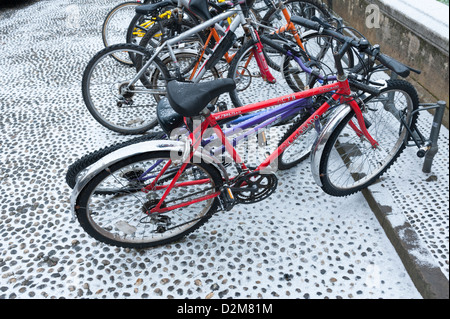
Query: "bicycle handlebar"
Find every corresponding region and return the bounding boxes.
[290,16,421,78]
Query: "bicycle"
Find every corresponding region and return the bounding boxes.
[70,17,361,188]
[70,16,420,248]
[83,0,350,135]
[137,0,339,106]
[82,0,290,135]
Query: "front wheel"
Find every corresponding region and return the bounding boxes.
[318,80,419,196]
[74,151,224,248]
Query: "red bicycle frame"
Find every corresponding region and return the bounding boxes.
[147,79,378,214]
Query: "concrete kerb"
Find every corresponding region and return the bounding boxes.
[327,0,450,129]
[361,187,449,299]
[326,0,450,299]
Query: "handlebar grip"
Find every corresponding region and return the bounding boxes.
[348,78,381,96]
[376,53,410,78]
[290,15,321,31]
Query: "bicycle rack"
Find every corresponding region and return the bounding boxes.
[389,72,446,173]
[403,101,446,173]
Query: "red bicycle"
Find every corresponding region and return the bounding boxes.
[71,16,419,248]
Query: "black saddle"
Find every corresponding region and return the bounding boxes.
[166,79,236,117]
[135,0,176,15]
[188,0,213,21]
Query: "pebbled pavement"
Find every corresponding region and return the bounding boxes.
[0,0,447,299]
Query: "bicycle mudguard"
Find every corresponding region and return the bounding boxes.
[69,140,229,219]
[309,103,352,187]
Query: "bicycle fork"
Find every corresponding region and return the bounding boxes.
[249,29,277,84]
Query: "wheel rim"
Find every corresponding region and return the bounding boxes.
[81,155,218,246]
[84,47,166,133]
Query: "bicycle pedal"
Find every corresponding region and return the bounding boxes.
[257,131,268,147]
[220,186,236,211]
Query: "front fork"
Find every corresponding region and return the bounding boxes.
[248,27,277,83]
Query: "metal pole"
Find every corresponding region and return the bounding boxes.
[422,101,446,173]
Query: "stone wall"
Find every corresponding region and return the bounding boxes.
[326,0,449,128]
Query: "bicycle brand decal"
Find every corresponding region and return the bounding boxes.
[215,110,242,120]
[282,114,321,151]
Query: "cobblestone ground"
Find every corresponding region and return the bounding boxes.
[1,0,445,299]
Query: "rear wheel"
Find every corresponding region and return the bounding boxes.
[102,1,142,65]
[74,151,223,248]
[82,43,170,134]
[66,131,166,189]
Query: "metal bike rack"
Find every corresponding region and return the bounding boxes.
[389,72,446,173]
[405,101,447,173]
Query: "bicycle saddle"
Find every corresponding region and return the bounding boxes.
[188,0,212,21]
[167,79,236,117]
[135,0,176,15]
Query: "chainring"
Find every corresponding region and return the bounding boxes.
[232,171,278,204]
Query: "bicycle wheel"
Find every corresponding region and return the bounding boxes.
[82,43,170,135]
[66,131,166,189]
[102,1,143,65]
[276,111,318,170]
[227,39,295,107]
[74,151,223,248]
[318,80,419,196]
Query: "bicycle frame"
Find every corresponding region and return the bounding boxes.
[145,78,378,214]
[132,10,173,38]
[127,6,246,90]
[126,1,279,92]
[269,0,306,51]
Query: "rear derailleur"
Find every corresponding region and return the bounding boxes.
[140,199,171,233]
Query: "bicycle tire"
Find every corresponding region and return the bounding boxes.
[74,151,223,248]
[82,43,170,135]
[318,79,419,197]
[102,1,143,65]
[66,131,166,189]
[276,111,316,170]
